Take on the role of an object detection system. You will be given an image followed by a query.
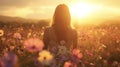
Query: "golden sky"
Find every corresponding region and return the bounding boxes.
[0,0,120,23]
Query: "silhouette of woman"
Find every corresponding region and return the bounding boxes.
[43,4,78,51]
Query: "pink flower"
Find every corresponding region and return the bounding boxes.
[77,53,83,59]
[23,38,44,52]
[72,49,80,55]
[13,32,21,39]
[9,46,15,51]
[64,61,76,67]
[72,49,83,59]
[0,60,4,67]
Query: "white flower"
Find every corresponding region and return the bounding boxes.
[41,32,44,36]
[38,50,53,65]
[89,63,95,66]
[112,61,118,66]
[57,45,68,55]
[101,44,106,48]
[27,32,32,38]
[103,60,108,65]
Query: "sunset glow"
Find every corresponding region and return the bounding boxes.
[0,0,120,66]
[0,0,120,24]
[70,2,96,18]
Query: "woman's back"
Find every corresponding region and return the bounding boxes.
[43,26,77,50]
[43,4,79,67]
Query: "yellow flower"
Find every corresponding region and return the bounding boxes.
[27,32,32,38]
[0,29,4,37]
[38,50,53,65]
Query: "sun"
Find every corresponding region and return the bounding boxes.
[70,2,95,18]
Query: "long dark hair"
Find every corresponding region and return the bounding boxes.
[52,4,72,41]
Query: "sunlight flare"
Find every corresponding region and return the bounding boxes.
[70,2,96,18]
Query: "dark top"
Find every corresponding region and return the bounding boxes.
[43,26,78,50]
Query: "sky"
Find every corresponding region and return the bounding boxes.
[0,0,74,19]
[0,0,120,23]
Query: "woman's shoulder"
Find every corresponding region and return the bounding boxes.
[71,28,77,32]
[70,28,77,33]
[70,28,77,36]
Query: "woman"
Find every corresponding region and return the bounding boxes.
[43,4,78,51]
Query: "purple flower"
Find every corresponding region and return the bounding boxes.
[1,52,18,67]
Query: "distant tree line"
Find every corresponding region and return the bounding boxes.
[0,20,50,28]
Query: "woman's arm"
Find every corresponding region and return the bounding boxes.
[73,30,78,49]
[43,28,49,49]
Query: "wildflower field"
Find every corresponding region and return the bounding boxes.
[0,21,120,67]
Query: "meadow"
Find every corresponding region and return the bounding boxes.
[0,20,120,67]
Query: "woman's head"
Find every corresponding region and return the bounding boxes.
[52,4,72,41]
[52,4,71,27]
